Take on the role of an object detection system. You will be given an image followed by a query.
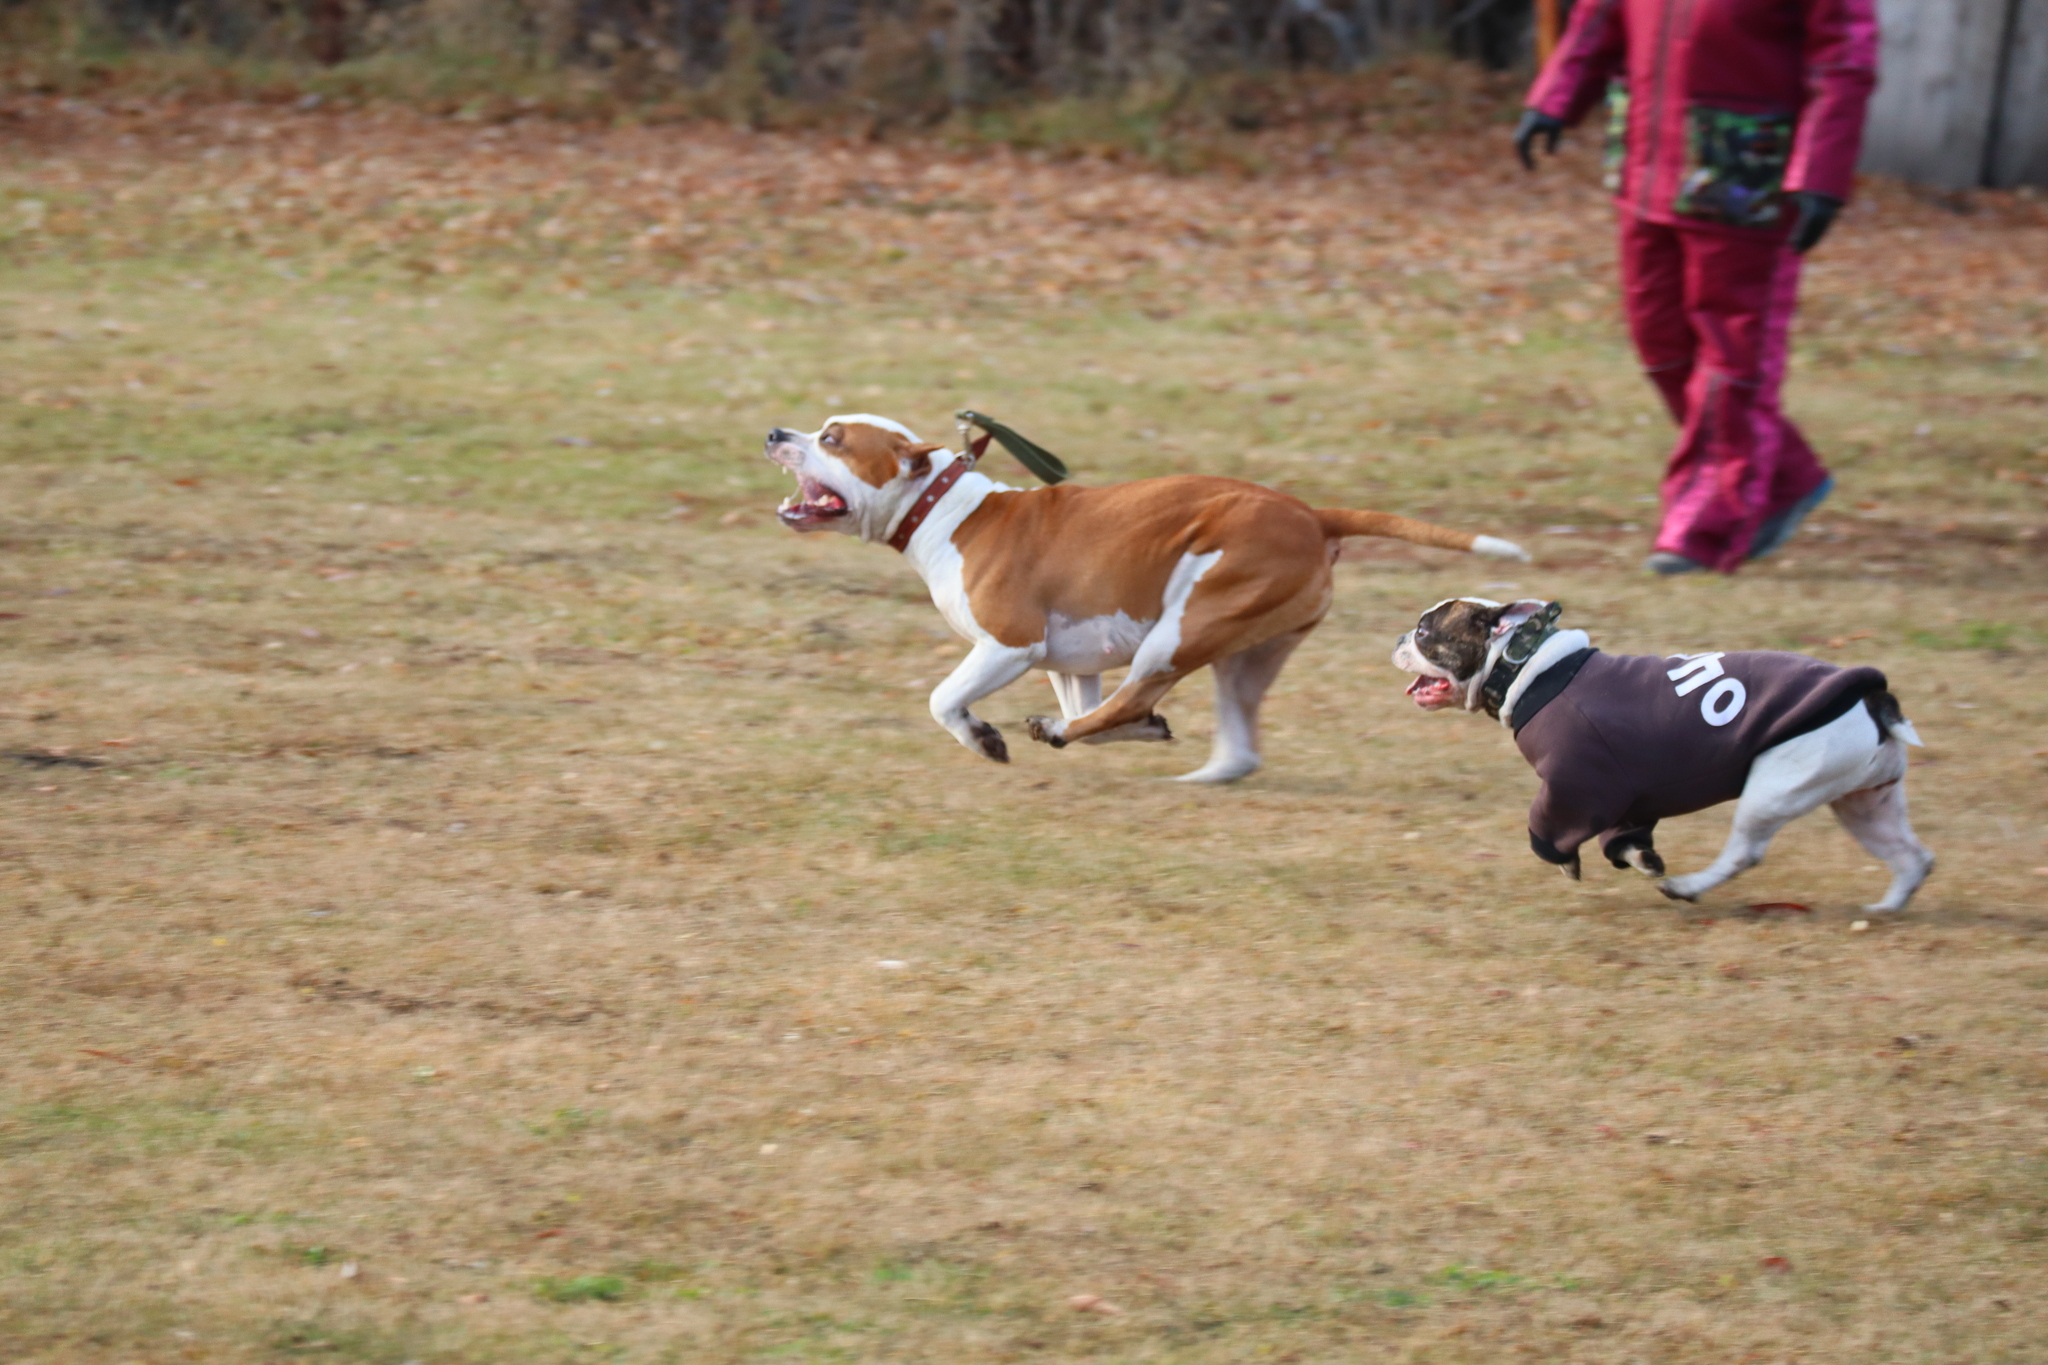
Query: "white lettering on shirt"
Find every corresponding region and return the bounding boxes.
[1700,676,1747,726]
[1668,653,1747,725]
[1666,652,1725,695]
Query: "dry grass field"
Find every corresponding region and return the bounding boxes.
[4,94,2048,1364]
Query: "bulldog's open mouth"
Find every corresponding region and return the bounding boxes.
[1405,675,1460,710]
[777,477,849,529]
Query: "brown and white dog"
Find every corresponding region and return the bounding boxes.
[765,414,1528,782]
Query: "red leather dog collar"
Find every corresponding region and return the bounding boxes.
[887,459,969,554]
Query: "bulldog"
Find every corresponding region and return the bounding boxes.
[1391,597,1935,912]
[765,414,1528,782]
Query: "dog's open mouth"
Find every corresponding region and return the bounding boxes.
[1405,675,1460,710]
[777,477,849,528]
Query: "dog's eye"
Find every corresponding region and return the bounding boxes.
[822,428,841,446]
[1415,625,1429,640]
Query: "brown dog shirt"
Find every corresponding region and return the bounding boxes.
[1511,649,1889,866]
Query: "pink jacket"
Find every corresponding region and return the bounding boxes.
[1527,0,1879,229]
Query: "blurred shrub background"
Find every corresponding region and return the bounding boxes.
[0,0,1536,135]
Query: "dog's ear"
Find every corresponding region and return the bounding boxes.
[1489,599,1552,638]
[902,441,944,478]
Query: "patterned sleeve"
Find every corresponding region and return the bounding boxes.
[1526,0,1629,128]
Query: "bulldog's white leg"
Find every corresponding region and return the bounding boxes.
[1657,801,1800,903]
[928,642,1037,763]
[1174,628,1309,784]
[1659,706,1902,903]
[1046,672,1102,721]
[1831,778,1933,912]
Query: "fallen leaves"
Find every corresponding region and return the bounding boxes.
[1,95,2040,360]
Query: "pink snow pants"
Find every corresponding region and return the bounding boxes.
[1620,214,1830,573]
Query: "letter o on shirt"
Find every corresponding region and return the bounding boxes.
[1700,677,1746,726]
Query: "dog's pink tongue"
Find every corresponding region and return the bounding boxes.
[1405,676,1429,697]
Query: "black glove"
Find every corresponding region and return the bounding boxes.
[1790,191,1842,254]
[1514,110,1565,171]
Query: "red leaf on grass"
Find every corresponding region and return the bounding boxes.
[1759,1256,1792,1273]
[1744,902,1810,915]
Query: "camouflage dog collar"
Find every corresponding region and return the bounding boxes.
[1479,601,1564,719]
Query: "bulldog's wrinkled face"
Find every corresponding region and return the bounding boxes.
[763,415,944,540]
[1391,597,1549,711]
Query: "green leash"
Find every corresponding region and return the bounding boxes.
[955,410,1069,485]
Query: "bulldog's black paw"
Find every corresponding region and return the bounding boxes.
[969,719,1009,763]
[1023,716,1067,748]
[1559,854,1582,882]
[1605,833,1664,876]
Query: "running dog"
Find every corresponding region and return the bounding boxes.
[765,414,1528,782]
[1391,597,1935,911]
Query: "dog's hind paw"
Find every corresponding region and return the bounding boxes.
[968,719,1009,763]
[1656,878,1700,903]
[1023,715,1068,749]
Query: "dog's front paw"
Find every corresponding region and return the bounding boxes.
[1023,715,1068,749]
[968,719,1009,763]
[1656,878,1700,903]
[1626,846,1666,877]
[1560,855,1582,882]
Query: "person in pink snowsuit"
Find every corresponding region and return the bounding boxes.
[1516,0,1880,574]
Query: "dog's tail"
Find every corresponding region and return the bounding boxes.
[1866,689,1924,747]
[1315,508,1530,562]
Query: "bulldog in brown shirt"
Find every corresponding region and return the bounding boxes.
[1392,598,1935,913]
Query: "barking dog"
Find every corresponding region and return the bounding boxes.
[765,414,1528,782]
[1392,598,1935,911]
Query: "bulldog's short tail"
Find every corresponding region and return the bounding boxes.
[1866,689,1924,747]
[1315,508,1530,562]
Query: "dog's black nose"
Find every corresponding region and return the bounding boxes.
[766,427,793,445]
